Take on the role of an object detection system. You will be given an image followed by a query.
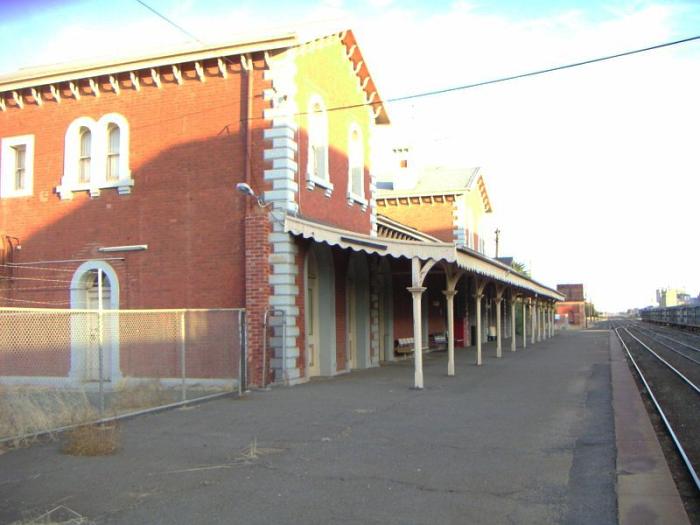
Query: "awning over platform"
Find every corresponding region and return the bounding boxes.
[284,215,564,301]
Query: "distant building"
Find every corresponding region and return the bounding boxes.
[656,288,692,307]
[556,283,586,328]
[375,155,494,255]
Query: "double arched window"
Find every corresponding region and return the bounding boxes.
[57,113,133,199]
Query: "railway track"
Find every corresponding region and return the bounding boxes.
[612,321,700,497]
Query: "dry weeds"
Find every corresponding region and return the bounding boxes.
[0,385,97,447]
[61,423,120,456]
[111,380,173,412]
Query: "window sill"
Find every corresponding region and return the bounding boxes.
[306,174,333,197]
[1,190,33,199]
[56,176,134,200]
[346,192,368,211]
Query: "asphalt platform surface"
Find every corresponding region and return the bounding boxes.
[1,330,619,524]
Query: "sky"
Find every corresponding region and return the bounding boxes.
[1,0,699,312]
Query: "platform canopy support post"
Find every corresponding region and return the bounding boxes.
[408,257,436,389]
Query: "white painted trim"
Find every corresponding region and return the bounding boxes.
[346,122,367,209]
[306,94,331,193]
[69,261,121,382]
[57,113,134,199]
[0,134,34,198]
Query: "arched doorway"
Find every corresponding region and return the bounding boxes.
[304,244,336,377]
[69,261,120,382]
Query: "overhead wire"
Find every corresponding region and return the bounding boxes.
[0,276,73,284]
[131,0,700,125]
[0,263,76,274]
[0,296,70,306]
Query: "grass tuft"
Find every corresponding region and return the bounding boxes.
[61,423,120,457]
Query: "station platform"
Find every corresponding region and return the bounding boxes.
[0,329,689,524]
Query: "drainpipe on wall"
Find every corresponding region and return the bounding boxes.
[243,53,254,212]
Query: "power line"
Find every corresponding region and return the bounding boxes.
[120,31,700,135]
[131,0,700,121]
[382,33,700,106]
[134,0,206,46]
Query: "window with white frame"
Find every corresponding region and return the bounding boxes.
[57,113,133,200]
[106,124,120,181]
[306,96,332,194]
[78,127,92,183]
[1,134,34,198]
[346,124,367,209]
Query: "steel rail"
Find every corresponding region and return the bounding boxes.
[630,326,700,366]
[622,327,700,395]
[639,325,700,354]
[639,320,700,345]
[614,326,700,491]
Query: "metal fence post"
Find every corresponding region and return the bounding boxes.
[180,310,187,403]
[97,270,105,418]
[239,309,247,394]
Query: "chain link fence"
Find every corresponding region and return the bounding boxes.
[0,307,245,444]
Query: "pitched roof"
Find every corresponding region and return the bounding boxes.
[377,166,492,212]
[0,28,389,124]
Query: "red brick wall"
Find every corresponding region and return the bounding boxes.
[244,209,271,386]
[557,302,585,326]
[0,57,271,309]
[377,198,456,242]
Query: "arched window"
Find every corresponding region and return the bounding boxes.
[58,114,133,199]
[106,124,120,181]
[306,96,332,193]
[78,127,92,183]
[347,124,364,201]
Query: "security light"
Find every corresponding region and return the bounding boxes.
[235,182,266,207]
[236,182,256,197]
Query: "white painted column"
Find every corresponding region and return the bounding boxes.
[537,303,542,342]
[408,286,427,389]
[496,297,502,358]
[551,307,555,337]
[476,292,483,365]
[522,299,527,349]
[531,300,536,345]
[511,297,516,352]
[443,289,457,376]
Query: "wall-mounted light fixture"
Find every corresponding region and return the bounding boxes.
[235,182,268,208]
[98,245,148,253]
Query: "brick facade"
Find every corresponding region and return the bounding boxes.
[0,30,386,386]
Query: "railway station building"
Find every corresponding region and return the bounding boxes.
[0,28,563,389]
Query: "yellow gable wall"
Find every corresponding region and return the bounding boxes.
[291,37,375,233]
